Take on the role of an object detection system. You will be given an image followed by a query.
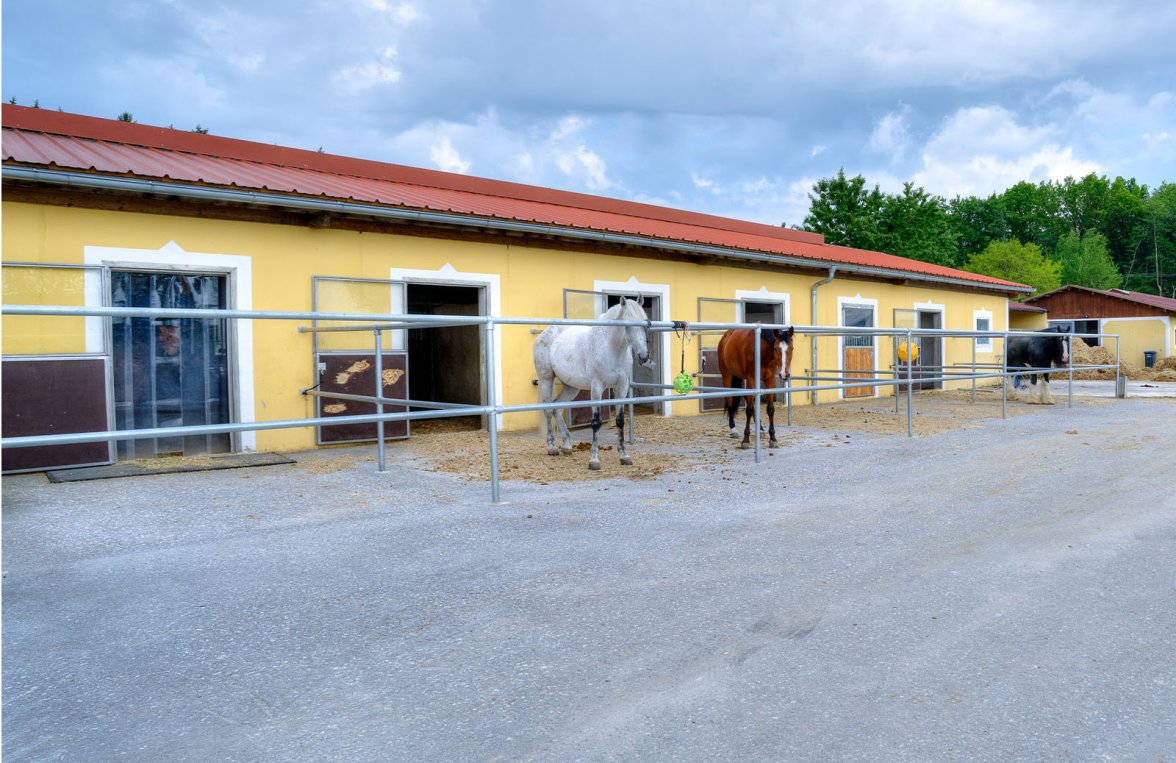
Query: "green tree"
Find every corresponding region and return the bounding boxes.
[878,183,958,267]
[1099,177,1151,274]
[964,239,1061,295]
[802,169,885,250]
[116,112,134,122]
[1057,232,1122,290]
[1125,183,1176,296]
[1058,173,1110,238]
[948,193,1008,264]
[997,181,1064,253]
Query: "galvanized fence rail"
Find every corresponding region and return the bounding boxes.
[1,303,1121,502]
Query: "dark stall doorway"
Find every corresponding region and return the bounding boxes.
[110,270,232,459]
[406,283,485,432]
[917,310,943,390]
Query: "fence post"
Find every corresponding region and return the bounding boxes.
[754,324,762,464]
[485,318,503,504]
[374,329,386,473]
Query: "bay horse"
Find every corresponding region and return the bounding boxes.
[717,326,796,448]
[1005,326,1070,404]
[533,297,652,470]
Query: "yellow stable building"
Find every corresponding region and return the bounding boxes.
[2,106,1031,469]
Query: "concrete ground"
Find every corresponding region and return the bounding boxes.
[3,395,1175,762]
[1069,379,1176,398]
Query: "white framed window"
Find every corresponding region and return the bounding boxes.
[973,309,993,352]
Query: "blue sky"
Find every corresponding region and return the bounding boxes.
[4,0,1175,226]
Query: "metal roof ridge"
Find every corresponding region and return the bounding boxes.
[2,104,825,248]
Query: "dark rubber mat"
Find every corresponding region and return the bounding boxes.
[45,452,295,482]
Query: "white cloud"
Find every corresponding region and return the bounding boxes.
[332,48,401,91]
[867,111,911,161]
[910,106,1102,197]
[557,146,611,191]
[362,0,422,25]
[430,137,470,174]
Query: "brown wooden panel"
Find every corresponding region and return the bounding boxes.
[843,348,875,398]
[699,347,725,412]
[317,353,409,443]
[569,389,612,427]
[2,358,112,472]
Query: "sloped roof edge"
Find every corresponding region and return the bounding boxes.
[3,105,1032,295]
[1026,284,1176,313]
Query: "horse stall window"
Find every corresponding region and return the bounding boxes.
[1,357,113,473]
[110,270,231,459]
[842,305,876,398]
[604,293,661,416]
[561,289,663,426]
[312,277,410,444]
[2,263,115,472]
[406,283,484,432]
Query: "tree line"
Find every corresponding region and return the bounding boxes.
[798,170,1176,298]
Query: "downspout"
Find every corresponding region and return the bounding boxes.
[810,266,837,405]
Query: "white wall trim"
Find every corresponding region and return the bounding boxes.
[594,276,672,416]
[390,263,504,428]
[735,286,792,325]
[85,241,256,451]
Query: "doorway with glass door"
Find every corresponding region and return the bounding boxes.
[110,270,232,459]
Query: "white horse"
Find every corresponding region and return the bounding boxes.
[533,297,652,470]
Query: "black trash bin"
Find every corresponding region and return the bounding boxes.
[1144,350,1156,368]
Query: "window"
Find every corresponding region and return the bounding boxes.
[973,310,993,352]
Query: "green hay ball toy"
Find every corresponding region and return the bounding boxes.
[673,372,694,394]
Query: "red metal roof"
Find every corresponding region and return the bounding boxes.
[3,105,1028,292]
[1008,301,1048,312]
[1106,289,1176,313]
[1027,285,1176,314]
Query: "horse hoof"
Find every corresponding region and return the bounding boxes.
[620,456,633,465]
[740,441,752,450]
[588,461,601,471]
[560,447,573,455]
[547,447,560,456]
[728,431,740,439]
[769,440,780,449]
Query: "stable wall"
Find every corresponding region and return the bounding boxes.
[1101,316,1172,367]
[3,201,1012,451]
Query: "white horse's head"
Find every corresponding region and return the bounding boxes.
[615,296,652,367]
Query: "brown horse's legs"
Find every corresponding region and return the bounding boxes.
[766,393,779,447]
[741,394,755,449]
[726,375,744,438]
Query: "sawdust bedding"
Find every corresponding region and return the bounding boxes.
[388,390,1048,483]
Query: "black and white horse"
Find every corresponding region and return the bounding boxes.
[1005,327,1070,404]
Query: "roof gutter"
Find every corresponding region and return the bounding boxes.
[2,166,1032,296]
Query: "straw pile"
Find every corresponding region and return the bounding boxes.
[1070,338,1176,381]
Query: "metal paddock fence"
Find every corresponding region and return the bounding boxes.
[1,303,1122,503]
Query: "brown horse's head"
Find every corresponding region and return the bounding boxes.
[776,326,796,383]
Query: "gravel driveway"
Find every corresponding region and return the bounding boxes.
[3,395,1175,762]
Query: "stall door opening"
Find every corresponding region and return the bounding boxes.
[917,310,943,390]
[111,270,231,459]
[407,283,484,432]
